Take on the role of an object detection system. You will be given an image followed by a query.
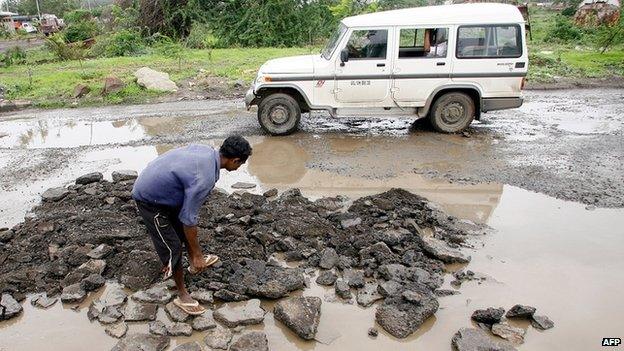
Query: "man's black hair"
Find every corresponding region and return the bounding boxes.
[219,135,252,162]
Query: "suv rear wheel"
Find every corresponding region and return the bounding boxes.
[429,92,475,133]
[258,93,301,136]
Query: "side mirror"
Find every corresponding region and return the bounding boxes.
[340,48,349,66]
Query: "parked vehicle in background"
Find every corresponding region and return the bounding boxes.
[246,3,528,135]
[19,22,37,33]
[40,14,64,36]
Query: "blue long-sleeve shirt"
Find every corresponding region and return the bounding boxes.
[132,144,220,226]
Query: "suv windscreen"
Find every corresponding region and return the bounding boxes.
[322,24,347,60]
[345,29,388,59]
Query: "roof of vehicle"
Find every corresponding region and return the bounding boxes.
[342,3,525,27]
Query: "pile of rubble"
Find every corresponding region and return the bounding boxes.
[0,170,489,350]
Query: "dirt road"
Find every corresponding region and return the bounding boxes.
[0,89,623,351]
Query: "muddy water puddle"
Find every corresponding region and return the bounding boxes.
[2,186,623,350]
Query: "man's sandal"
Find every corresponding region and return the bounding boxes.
[173,297,206,316]
[188,254,220,275]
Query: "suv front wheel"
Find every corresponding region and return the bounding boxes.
[258,93,301,136]
[429,92,475,133]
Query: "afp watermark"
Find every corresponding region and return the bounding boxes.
[602,338,622,346]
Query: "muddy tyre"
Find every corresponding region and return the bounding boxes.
[429,92,475,133]
[258,93,301,136]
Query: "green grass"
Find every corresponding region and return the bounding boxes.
[1,46,314,108]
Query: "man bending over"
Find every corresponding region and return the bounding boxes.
[132,135,252,315]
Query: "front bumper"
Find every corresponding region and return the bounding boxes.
[245,87,257,110]
[481,97,524,112]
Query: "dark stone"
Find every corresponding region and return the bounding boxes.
[531,315,554,330]
[263,188,278,198]
[203,324,232,349]
[60,283,86,303]
[0,293,23,321]
[42,187,69,202]
[273,297,321,340]
[213,299,265,328]
[105,322,128,339]
[506,304,536,319]
[103,76,125,95]
[192,311,217,331]
[111,170,138,182]
[356,283,382,307]
[343,269,365,288]
[375,296,439,338]
[149,321,167,336]
[166,322,193,336]
[87,244,113,259]
[173,341,203,351]
[111,333,169,351]
[123,300,158,322]
[232,182,256,189]
[80,274,105,291]
[76,172,104,185]
[335,279,351,299]
[471,307,505,324]
[318,248,339,269]
[229,331,269,351]
[214,289,249,302]
[73,84,91,98]
[132,285,173,304]
[316,270,337,286]
[368,327,378,337]
[452,328,517,351]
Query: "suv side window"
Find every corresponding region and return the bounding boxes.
[457,24,522,58]
[345,29,388,59]
[398,28,448,58]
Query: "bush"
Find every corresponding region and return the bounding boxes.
[185,22,219,49]
[64,20,99,43]
[45,33,86,62]
[1,46,27,66]
[551,16,582,42]
[561,7,576,17]
[91,30,146,57]
[154,36,184,69]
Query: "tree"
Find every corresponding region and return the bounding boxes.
[15,0,80,16]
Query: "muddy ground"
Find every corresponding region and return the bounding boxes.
[0,88,623,351]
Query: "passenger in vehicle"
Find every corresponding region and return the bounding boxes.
[427,29,448,57]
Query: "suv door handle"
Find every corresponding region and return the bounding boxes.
[436,62,446,66]
[377,63,386,67]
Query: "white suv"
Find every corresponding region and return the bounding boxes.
[246,3,528,135]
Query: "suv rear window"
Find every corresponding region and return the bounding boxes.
[456,25,522,58]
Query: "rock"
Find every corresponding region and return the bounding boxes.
[105,322,128,339]
[42,187,69,202]
[0,99,31,112]
[402,290,423,304]
[0,293,23,320]
[101,283,128,307]
[76,172,104,185]
[263,188,278,198]
[111,333,169,351]
[112,170,138,182]
[164,301,190,322]
[61,283,87,303]
[87,244,113,259]
[375,296,439,338]
[356,283,383,307]
[318,248,339,269]
[421,236,470,264]
[214,289,248,302]
[531,315,554,330]
[506,304,536,319]
[173,341,203,351]
[203,324,232,350]
[341,217,361,228]
[273,297,321,340]
[451,328,517,351]
[471,307,505,324]
[359,241,396,263]
[190,289,213,304]
[213,299,265,328]
[166,322,193,336]
[148,321,167,336]
[434,289,460,297]
[98,305,123,324]
[0,229,14,242]
[335,279,351,299]
[123,300,158,322]
[76,259,106,275]
[192,311,217,331]
[231,182,256,189]
[81,274,105,291]
[492,322,525,344]
[31,294,57,309]
[368,327,378,337]
[229,331,269,351]
[343,269,365,288]
[316,270,337,286]
[377,280,403,297]
[134,67,178,92]
[132,285,173,304]
[103,76,126,95]
[73,84,91,98]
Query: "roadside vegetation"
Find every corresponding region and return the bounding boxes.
[1,0,623,108]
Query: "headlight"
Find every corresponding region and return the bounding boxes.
[256,75,272,83]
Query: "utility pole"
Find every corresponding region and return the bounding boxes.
[35,0,41,17]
